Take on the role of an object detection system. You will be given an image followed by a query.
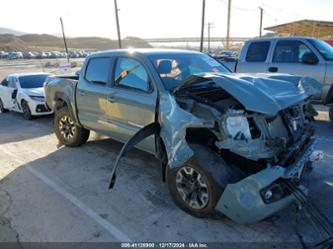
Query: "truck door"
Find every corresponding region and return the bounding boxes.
[105,57,157,153]
[268,40,325,99]
[76,57,114,133]
[236,41,271,73]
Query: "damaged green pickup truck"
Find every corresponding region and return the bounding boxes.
[44,49,322,224]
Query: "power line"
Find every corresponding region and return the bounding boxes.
[220,0,257,12]
[260,3,283,12]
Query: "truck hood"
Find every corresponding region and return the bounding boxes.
[173,72,321,116]
[20,87,45,97]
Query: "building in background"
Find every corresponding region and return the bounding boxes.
[264,19,333,46]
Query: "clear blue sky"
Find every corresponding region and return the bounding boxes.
[1,0,332,38]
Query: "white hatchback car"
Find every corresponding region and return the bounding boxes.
[0,73,53,119]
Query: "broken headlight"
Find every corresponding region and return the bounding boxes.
[224,114,251,140]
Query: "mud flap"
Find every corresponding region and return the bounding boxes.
[108,122,160,189]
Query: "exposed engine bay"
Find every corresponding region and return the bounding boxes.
[174,78,317,172]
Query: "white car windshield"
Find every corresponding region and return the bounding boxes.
[19,75,49,88]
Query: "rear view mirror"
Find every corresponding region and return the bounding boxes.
[302,53,319,65]
[11,89,18,99]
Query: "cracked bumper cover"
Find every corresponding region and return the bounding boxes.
[215,138,317,224]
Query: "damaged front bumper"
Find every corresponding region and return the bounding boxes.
[215,138,318,224]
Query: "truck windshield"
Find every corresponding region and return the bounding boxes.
[19,74,49,88]
[308,39,333,61]
[149,53,230,91]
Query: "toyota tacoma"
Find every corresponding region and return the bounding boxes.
[44,49,321,224]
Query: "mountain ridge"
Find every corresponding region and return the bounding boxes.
[0,30,151,51]
[0,27,25,36]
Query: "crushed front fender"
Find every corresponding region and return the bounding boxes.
[158,92,214,169]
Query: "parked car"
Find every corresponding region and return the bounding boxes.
[214,50,237,61]
[222,37,333,121]
[0,73,53,119]
[0,51,9,59]
[8,52,23,60]
[45,49,321,224]
[23,52,36,59]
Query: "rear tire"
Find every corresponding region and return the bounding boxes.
[166,144,236,218]
[21,100,32,120]
[0,98,9,113]
[53,106,90,147]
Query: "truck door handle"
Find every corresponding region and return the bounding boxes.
[78,90,86,96]
[268,67,278,73]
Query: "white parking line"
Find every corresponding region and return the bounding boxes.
[0,146,131,242]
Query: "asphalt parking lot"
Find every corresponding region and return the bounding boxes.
[0,107,332,246]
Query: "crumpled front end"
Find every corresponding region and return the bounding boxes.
[110,71,321,224]
[165,73,321,223]
[216,138,317,224]
[212,101,319,223]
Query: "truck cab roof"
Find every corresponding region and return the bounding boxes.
[88,48,202,59]
[245,36,316,43]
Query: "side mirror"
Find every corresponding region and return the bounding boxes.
[75,70,81,77]
[11,89,18,99]
[302,53,319,65]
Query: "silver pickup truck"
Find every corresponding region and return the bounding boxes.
[222,37,333,121]
[45,49,321,224]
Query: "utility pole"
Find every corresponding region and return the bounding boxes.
[114,0,122,48]
[207,23,214,54]
[259,7,263,37]
[200,0,206,52]
[60,17,69,63]
[226,0,232,50]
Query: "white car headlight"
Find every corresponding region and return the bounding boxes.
[29,96,45,102]
[224,115,251,140]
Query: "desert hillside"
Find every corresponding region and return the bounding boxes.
[0,33,151,51]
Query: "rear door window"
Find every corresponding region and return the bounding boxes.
[85,57,113,84]
[114,58,150,92]
[245,41,270,62]
[273,40,316,63]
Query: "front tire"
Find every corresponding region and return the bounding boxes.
[21,100,32,120]
[166,144,235,218]
[54,106,90,147]
[0,98,9,113]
